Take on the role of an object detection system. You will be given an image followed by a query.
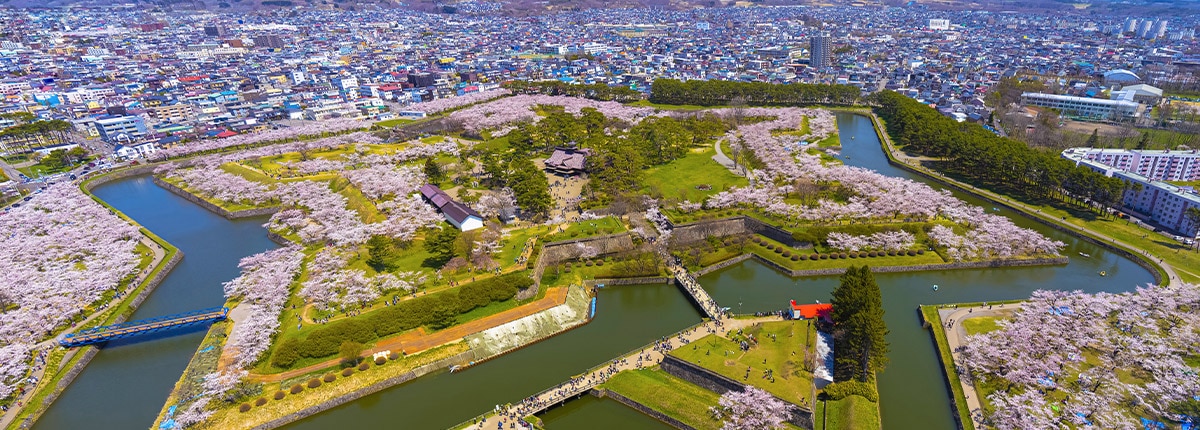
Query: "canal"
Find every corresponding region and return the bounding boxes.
[35,112,1154,430]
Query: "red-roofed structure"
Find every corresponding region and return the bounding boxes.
[215,130,238,138]
[790,300,832,321]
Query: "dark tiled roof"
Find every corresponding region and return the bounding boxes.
[441,200,482,224]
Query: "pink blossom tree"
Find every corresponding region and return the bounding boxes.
[710,387,791,430]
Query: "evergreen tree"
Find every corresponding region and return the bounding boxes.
[829,266,889,382]
[1086,129,1099,147]
[424,227,461,264]
[507,158,552,217]
[365,235,397,272]
[423,158,446,183]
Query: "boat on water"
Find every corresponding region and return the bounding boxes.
[1099,271,1107,277]
[1078,252,1090,258]
[932,284,939,291]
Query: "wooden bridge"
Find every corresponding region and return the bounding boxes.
[59,307,229,348]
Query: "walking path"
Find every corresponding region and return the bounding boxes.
[0,234,167,429]
[666,260,723,320]
[467,316,777,430]
[869,113,1183,287]
[938,303,1019,430]
[711,139,740,174]
[248,287,569,383]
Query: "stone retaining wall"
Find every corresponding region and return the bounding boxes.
[250,349,476,430]
[693,254,752,276]
[79,164,160,191]
[592,388,698,430]
[747,254,1069,278]
[917,309,967,430]
[540,233,638,264]
[670,216,808,249]
[266,231,295,247]
[152,176,279,219]
[660,355,814,429]
[582,277,673,287]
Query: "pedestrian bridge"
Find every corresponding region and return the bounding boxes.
[59,307,229,348]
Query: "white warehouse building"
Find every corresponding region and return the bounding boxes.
[1021,92,1144,120]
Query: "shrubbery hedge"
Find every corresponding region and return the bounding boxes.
[271,273,532,368]
[823,380,879,402]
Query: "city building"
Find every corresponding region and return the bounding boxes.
[1063,148,1200,236]
[1063,148,1200,182]
[809,31,832,69]
[1109,84,1163,106]
[203,25,228,37]
[1151,20,1168,39]
[1021,93,1144,120]
[928,19,950,31]
[94,115,148,142]
[253,35,287,49]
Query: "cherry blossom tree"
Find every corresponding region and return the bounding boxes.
[960,284,1200,429]
[710,387,791,430]
[0,183,142,398]
[222,245,304,369]
[405,89,510,114]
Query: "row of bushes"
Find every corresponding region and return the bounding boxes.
[821,380,879,402]
[751,236,924,261]
[790,223,928,247]
[242,353,402,413]
[271,273,532,368]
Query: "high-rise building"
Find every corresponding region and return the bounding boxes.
[1151,20,1168,39]
[809,31,832,69]
[1123,18,1138,34]
[203,25,228,37]
[1136,20,1153,38]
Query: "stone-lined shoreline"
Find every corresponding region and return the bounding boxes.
[152,176,279,219]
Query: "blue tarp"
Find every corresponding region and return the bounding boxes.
[1141,418,1166,430]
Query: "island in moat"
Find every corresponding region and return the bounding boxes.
[3,79,1191,430]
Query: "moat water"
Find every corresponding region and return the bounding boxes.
[36,113,1154,430]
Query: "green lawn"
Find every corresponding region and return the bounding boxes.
[670,320,816,407]
[625,100,714,111]
[961,315,1005,336]
[745,235,945,272]
[818,395,880,430]
[221,162,277,184]
[375,118,414,127]
[544,216,627,242]
[335,181,386,223]
[603,368,724,430]
[17,158,87,178]
[642,147,748,203]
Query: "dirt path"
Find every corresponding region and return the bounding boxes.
[938,303,1020,430]
[251,287,569,383]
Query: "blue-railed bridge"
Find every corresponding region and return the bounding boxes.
[59,307,229,348]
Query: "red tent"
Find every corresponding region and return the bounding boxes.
[790,300,833,320]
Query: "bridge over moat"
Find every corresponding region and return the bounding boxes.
[58,307,229,348]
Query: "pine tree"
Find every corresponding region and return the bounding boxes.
[829,266,889,382]
[1086,129,1099,147]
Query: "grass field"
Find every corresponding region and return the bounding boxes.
[626,100,714,111]
[544,216,627,242]
[642,147,748,203]
[816,395,880,430]
[603,368,724,430]
[375,118,414,127]
[746,235,945,272]
[670,320,816,407]
[961,315,1005,336]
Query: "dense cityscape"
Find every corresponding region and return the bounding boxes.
[1,1,1199,430]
